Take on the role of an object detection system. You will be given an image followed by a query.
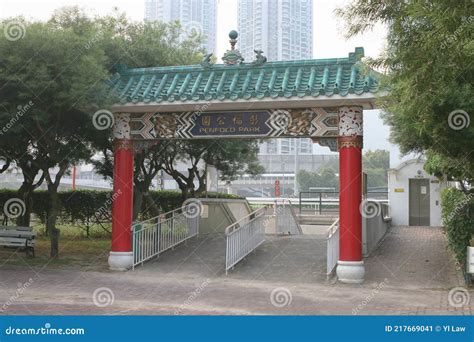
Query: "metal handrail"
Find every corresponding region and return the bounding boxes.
[133,206,188,229]
[274,198,303,235]
[224,206,267,235]
[132,202,200,269]
[326,217,340,277]
[225,207,266,274]
[327,218,340,239]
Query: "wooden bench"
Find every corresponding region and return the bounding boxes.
[0,226,36,257]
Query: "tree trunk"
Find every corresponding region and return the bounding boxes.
[196,171,207,196]
[143,191,160,217]
[179,184,189,202]
[46,187,60,258]
[16,182,34,227]
[133,186,143,221]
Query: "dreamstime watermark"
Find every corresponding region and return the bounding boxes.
[3,20,26,41]
[92,287,115,307]
[0,278,34,313]
[5,322,85,336]
[448,287,470,308]
[352,278,389,315]
[95,189,122,217]
[0,101,34,135]
[359,199,381,219]
[182,198,203,219]
[440,16,473,50]
[444,192,473,223]
[270,287,292,308]
[174,279,210,315]
[3,198,26,219]
[182,21,203,41]
[0,156,8,165]
[448,109,470,130]
[92,109,115,130]
[84,28,104,50]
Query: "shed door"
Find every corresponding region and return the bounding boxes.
[409,179,430,226]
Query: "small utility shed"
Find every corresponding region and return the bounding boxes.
[388,159,445,227]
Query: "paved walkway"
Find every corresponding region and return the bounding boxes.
[0,226,471,315]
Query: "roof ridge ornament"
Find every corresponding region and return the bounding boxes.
[200,53,214,68]
[252,49,267,66]
[348,47,365,63]
[222,30,244,65]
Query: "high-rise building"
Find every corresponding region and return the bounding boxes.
[237,0,315,190]
[238,0,313,62]
[145,0,217,54]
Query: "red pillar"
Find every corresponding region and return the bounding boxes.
[336,106,365,283]
[108,138,134,270]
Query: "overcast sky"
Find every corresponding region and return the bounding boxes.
[0,0,411,167]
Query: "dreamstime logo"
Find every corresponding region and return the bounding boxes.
[174,279,210,315]
[270,110,292,130]
[183,21,203,41]
[92,109,115,130]
[359,199,381,219]
[440,16,473,50]
[448,287,470,308]
[352,278,389,315]
[0,278,34,313]
[182,198,203,219]
[444,193,473,223]
[92,287,115,307]
[270,287,292,308]
[95,189,122,218]
[1,100,35,136]
[3,21,26,41]
[3,198,26,219]
[448,110,470,130]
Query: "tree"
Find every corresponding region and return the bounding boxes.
[337,0,474,190]
[0,17,110,257]
[159,139,263,201]
[69,7,207,215]
[363,149,390,188]
[297,167,339,192]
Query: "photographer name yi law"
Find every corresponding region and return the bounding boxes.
[385,325,466,333]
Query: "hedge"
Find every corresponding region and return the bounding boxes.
[441,187,474,272]
[0,189,242,227]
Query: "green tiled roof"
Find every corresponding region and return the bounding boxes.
[109,47,381,105]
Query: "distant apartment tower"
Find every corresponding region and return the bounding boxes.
[145,0,217,54]
[238,0,313,62]
[238,0,314,174]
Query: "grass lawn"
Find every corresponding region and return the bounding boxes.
[0,223,111,271]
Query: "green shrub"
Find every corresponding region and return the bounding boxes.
[0,189,242,226]
[441,187,474,270]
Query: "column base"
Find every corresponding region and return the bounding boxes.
[108,251,133,271]
[336,260,365,284]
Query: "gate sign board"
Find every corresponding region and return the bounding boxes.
[191,111,271,137]
[125,108,339,141]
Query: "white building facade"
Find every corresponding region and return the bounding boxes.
[237,0,313,62]
[145,0,217,54]
[388,159,445,227]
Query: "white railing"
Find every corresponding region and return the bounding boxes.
[274,199,302,235]
[326,218,340,277]
[225,207,266,274]
[132,205,199,269]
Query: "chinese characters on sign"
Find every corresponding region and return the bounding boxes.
[191,111,268,137]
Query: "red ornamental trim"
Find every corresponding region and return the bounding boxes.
[338,136,363,150]
[114,139,134,151]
